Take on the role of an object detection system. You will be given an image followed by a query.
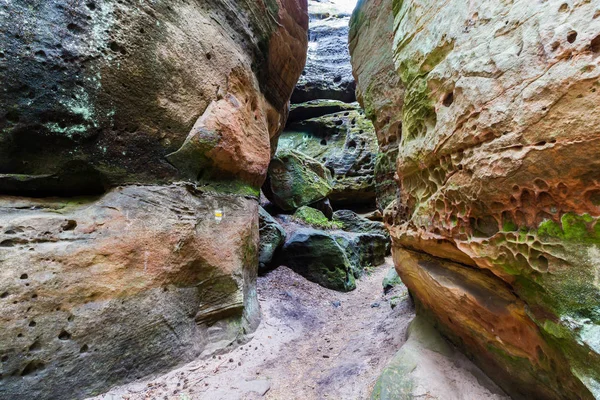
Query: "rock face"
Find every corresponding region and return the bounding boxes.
[0,1,308,399]
[372,316,508,400]
[351,0,600,399]
[0,186,260,399]
[292,1,355,103]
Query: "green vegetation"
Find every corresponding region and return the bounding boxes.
[293,206,343,229]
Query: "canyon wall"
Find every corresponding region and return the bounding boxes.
[0,1,307,398]
[350,0,600,398]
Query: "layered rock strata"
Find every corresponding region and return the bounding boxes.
[351,0,600,398]
[0,1,308,398]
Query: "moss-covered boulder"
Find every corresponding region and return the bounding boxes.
[259,207,286,271]
[264,150,333,211]
[279,106,378,207]
[277,228,356,292]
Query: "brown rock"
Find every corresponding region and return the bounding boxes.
[0,185,259,399]
[351,0,600,398]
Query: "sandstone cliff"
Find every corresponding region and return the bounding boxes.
[0,1,307,399]
[351,0,600,398]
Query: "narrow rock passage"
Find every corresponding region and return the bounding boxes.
[91,258,414,400]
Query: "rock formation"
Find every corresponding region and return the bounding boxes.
[351,0,600,398]
[292,1,356,103]
[272,0,379,209]
[0,1,308,399]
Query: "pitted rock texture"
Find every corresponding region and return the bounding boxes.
[279,104,378,207]
[0,0,308,195]
[0,185,259,400]
[351,0,600,399]
[292,0,356,103]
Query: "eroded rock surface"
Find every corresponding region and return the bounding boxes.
[280,105,378,207]
[292,0,355,103]
[0,1,308,398]
[351,0,600,398]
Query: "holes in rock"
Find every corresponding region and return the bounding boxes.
[442,91,454,107]
[28,341,41,352]
[320,139,327,146]
[109,41,127,55]
[20,274,28,280]
[28,321,36,327]
[586,189,600,206]
[536,255,549,272]
[86,2,96,10]
[335,119,343,126]
[534,179,549,190]
[5,110,19,123]
[348,140,357,150]
[80,344,89,353]
[333,75,342,83]
[0,356,7,362]
[567,31,578,43]
[0,292,8,299]
[58,330,71,340]
[62,220,77,231]
[590,35,600,53]
[0,51,4,58]
[21,360,45,376]
[558,3,570,12]
[67,23,83,34]
[34,50,46,58]
[206,52,212,60]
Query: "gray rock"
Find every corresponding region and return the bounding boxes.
[292,3,355,103]
[259,207,286,271]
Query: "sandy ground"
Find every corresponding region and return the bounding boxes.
[91,258,415,400]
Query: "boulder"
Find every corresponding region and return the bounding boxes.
[264,150,333,211]
[279,107,378,207]
[291,1,355,103]
[277,228,356,291]
[382,266,402,294]
[276,223,388,291]
[351,0,600,398]
[259,207,286,271]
